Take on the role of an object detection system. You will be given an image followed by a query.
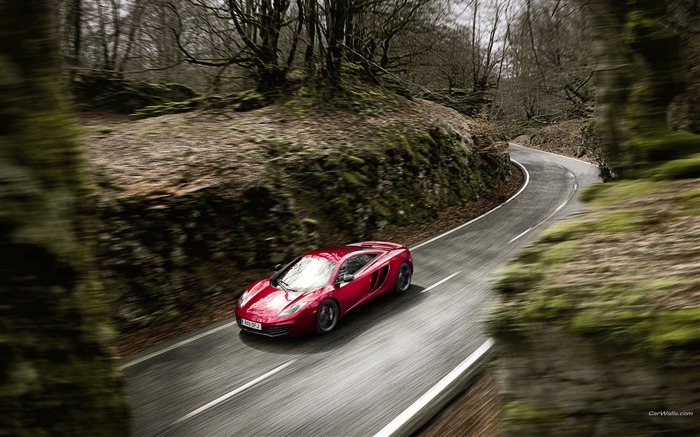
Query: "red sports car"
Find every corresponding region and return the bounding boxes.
[235,241,413,337]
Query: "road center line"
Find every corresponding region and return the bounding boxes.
[420,272,461,293]
[173,360,296,424]
[373,339,494,437]
[508,227,533,244]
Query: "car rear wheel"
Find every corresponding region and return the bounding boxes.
[315,299,339,334]
[394,262,412,293]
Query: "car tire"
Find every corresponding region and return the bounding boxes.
[315,299,339,334]
[394,262,412,293]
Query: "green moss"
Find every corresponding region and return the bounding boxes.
[538,241,577,264]
[345,154,366,166]
[569,305,700,358]
[489,175,699,360]
[484,301,526,340]
[504,401,563,433]
[492,263,545,294]
[512,245,545,264]
[579,180,661,206]
[539,209,647,243]
[597,209,649,233]
[521,288,575,320]
[636,130,700,162]
[676,186,700,214]
[565,278,700,357]
[236,91,268,111]
[648,308,700,352]
[74,75,199,114]
[652,155,700,180]
[339,170,369,188]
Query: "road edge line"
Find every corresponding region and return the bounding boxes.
[373,338,495,437]
[120,320,238,370]
[410,158,529,251]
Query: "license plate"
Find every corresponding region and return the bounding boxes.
[240,318,262,330]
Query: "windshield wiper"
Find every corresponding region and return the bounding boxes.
[277,278,296,292]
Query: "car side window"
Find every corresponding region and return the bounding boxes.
[337,254,378,279]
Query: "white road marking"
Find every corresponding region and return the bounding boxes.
[508,227,533,244]
[119,321,238,370]
[509,143,595,166]
[554,201,567,214]
[411,159,530,251]
[523,167,579,235]
[420,272,461,293]
[174,360,296,424]
[373,339,494,437]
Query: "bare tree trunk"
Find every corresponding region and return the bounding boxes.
[326,0,349,84]
[0,1,131,435]
[305,0,318,80]
[584,0,700,178]
[66,0,82,79]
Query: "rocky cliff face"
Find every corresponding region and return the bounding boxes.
[486,179,700,436]
[493,326,698,436]
[87,96,512,333]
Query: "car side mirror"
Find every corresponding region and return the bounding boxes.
[335,273,354,285]
[274,263,283,271]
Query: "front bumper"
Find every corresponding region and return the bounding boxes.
[235,307,315,337]
[238,322,292,337]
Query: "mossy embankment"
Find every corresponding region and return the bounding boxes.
[485,177,700,436]
[85,82,513,337]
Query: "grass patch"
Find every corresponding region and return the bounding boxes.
[579,180,661,206]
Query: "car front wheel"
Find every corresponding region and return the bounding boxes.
[394,262,412,293]
[315,299,339,334]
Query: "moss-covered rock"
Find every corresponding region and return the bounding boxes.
[652,154,700,180]
[504,401,563,435]
[71,75,199,114]
[486,178,700,435]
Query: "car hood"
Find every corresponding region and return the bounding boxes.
[240,279,313,319]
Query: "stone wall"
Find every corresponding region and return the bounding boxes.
[493,326,699,436]
[92,113,511,333]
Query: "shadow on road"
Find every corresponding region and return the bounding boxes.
[238,284,428,354]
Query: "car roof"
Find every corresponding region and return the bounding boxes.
[303,246,382,263]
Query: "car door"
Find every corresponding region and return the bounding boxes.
[334,253,378,314]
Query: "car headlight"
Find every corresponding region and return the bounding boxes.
[278,301,308,317]
[239,290,250,306]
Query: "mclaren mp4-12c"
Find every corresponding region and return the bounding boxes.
[235,241,413,337]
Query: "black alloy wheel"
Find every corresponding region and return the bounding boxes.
[316,299,339,334]
[394,262,412,293]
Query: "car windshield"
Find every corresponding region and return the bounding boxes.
[276,256,336,292]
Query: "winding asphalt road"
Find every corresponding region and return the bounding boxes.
[121,145,600,437]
